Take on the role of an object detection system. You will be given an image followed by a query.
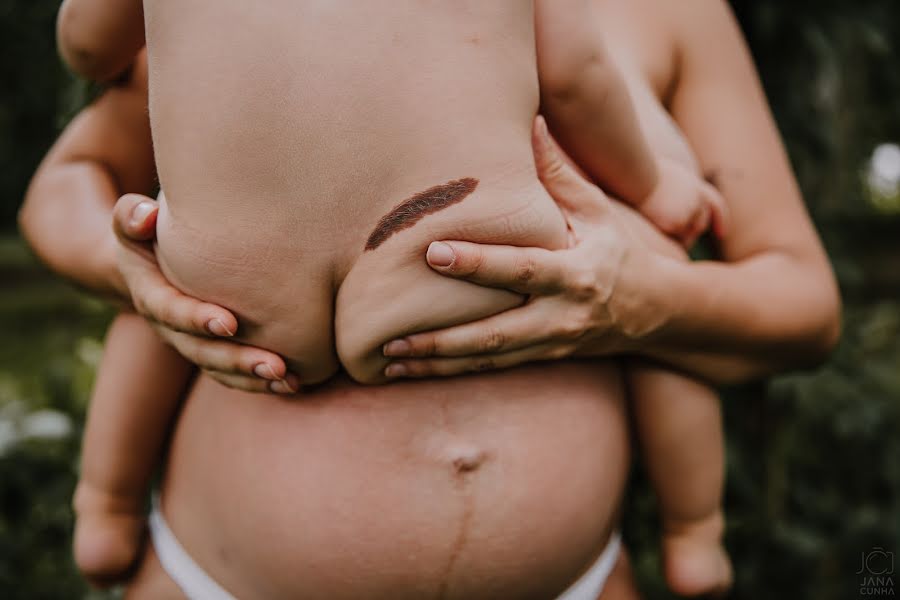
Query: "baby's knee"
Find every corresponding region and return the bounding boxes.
[536,14,614,104]
[540,48,612,104]
[56,0,140,81]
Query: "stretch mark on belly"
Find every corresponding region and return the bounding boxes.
[365,177,479,251]
[437,475,476,600]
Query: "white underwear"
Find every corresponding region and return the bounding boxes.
[149,497,621,600]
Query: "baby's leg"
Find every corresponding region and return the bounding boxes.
[628,363,732,596]
[57,0,144,81]
[74,313,192,587]
[534,0,658,206]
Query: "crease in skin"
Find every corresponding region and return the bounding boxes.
[365,177,479,251]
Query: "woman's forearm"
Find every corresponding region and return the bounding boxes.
[372,118,842,385]
[638,250,842,383]
[19,160,126,299]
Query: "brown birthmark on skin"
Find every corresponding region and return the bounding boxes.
[365,177,479,251]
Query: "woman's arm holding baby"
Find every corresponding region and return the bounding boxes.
[645,0,841,375]
[380,1,841,384]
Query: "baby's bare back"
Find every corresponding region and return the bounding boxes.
[147,0,567,383]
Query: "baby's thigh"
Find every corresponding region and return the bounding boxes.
[628,363,723,465]
[125,544,186,600]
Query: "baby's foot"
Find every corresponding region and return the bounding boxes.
[661,510,733,597]
[73,481,146,587]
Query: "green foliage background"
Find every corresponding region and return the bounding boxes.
[1,1,898,598]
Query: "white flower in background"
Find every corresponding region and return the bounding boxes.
[0,419,16,456]
[76,336,104,368]
[0,400,24,457]
[21,409,73,441]
[866,143,900,205]
[0,406,75,457]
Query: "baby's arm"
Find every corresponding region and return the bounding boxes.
[535,0,727,246]
[57,0,144,81]
[535,0,658,207]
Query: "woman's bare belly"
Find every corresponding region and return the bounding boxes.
[160,362,629,600]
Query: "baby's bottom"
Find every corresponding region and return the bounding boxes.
[73,313,192,587]
[628,363,733,596]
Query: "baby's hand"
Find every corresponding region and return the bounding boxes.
[639,159,729,248]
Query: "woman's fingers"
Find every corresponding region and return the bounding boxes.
[383,342,572,379]
[112,193,239,337]
[679,203,710,248]
[425,241,568,294]
[205,371,297,395]
[128,262,238,337]
[205,371,274,394]
[532,115,610,220]
[383,300,575,358]
[703,182,730,239]
[155,328,298,394]
[113,193,159,242]
[112,192,297,394]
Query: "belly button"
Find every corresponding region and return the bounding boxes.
[452,455,482,474]
[445,442,489,475]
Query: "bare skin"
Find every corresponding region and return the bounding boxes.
[20,51,298,586]
[140,10,635,593]
[53,1,840,424]
[142,0,732,595]
[23,102,638,599]
[147,3,635,594]
[141,2,734,595]
[21,0,840,596]
[383,1,840,382]
[37,2,634,597]
[57,0,145,82]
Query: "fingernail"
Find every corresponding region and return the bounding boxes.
[269,379,295,395]
[384,363,408,378]
[206,318,235,337]
[383,339,412,357]
[537,116,550,144]
[254,364,278,380]
[130,201,155,227]
[426,242,455,268]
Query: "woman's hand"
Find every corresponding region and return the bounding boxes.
[382,117,674,378]
[112,194,299,393]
